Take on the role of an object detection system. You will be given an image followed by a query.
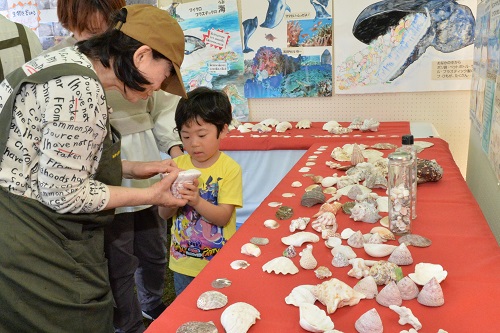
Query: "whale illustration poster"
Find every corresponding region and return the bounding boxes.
[240,0,333,98]
[334,0,477,94]
[167,0,249,120]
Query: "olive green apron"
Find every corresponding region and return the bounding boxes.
[0,64,122,332]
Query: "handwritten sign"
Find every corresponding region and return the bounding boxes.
[8,1,40,30]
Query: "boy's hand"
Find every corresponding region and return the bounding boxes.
[178,180,200,206]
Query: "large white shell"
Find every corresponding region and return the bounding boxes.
[363,243,397,257]
[281,231,320,247]
[260,118,280,127]
[264,219,280,229]
[312,278,366,314]
[322,120,341,131]
[171,169,202,198]
[296,119,312,129]
[262,257,299,275]
[220,302,260,333]
[196,290,228,310]
[408,263,448,285]
[230,260,249,270]
[299,303,335,332]
[285,285,316,307]
[276,121,292,132]
[331,245,357,260]
[241,243,261,257]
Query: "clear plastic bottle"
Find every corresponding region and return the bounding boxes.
[387,151,413,235]
[397,134,417,219]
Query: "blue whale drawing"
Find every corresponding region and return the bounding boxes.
[242,16,258,53]
[310,0,331,19]
[260,0,291,29]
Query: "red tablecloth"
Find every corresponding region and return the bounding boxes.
[221,121,411,150]
[147,137,500,333]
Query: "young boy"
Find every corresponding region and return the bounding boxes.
[159,87,243,295]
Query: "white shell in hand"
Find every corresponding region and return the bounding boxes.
[171,169,202,198]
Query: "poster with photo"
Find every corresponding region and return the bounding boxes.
[171,0,249,120]
[240,0,333,98]
[334,0,477,94]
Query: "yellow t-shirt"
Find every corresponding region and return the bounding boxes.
[169,152,243,277]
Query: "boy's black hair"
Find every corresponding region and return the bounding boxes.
[175,86,232,138]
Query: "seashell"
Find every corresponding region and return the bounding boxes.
[282,231,320,247]
[331,245,357,260]
[350,202,381,223]
[397,277,419,300]
[355,308,383,333]
[211,278,231,289]
[305,184,321,192]
[299,244,318,270]
[285,285,316,307]
[197,291,228,310]
[351,143,366,165]
[379,216,389,228]
[276,121,292,132]
[171,169,202,198]
[276,206,294,220]
[340,227,356,240]
[176,321,218,333]
[346,185,363,200]
[342,201,356,215]
[398,234,432,247]
[312,278,366,314]
[299,303,335,332]
[414,140,435,151]
[388,243,413,265]
[337,184,372,197]
[264,219,280,229]
[329,126,352,134]
[349,117,363,130]
[417,277,445,307]
[251,123,271,133]
[305,161,315,166]
[322,120,341,131]
[321,176,338,187]
[364,173,388,190]
[308,175,324,184]
[301,187,326,207]
[283,245,297,258]
[314,266,333,279]
[369,261,403,285]
[262,257,299,275]
[353,276,378,299]
[389,305,422,330]
[409,263,447,285]
[313,202,342,217]
[375,281,402,307]
[230,260,249,270]
[282,192,295,197]
[332,252,350,268]
[366,232,384,244]
[289,217,311,232]
[291,181,303,187]
[417,158,443,183]
[336,175,358,189]
[260,118,280,127]
[347,231,365,248]
[250,237,269,246]
[311,212,337,233]
[268,201,282,207]
[321,228,340,239]
[296,119,312,129]
[348,258,370,279]
[325,236,342,249]
[240,243,261,257]
[237,124,251,133]
[362,149,384,163]
[299,167,311,173]
[370,226,395,241]
[363,243,397,257]
[360,118,380,132]
[371,142,398,150]
[220,302,260,333]
[331,147,351,162]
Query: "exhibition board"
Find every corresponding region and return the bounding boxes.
[147,137,500,332]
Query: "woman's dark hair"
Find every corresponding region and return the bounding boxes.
[76,8,171,92]
[175,87,232,138]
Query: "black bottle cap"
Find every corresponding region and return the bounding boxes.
[402,134,414,145]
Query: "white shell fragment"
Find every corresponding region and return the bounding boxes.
[408,263,448,285]
[262,257,299,275]
[211,278,231,289]
[389,305,422,330]
[264,219,280,229]
[230,260,249,270]
[250,237,269,246]
[240,243,261,257]
[197,291,228,310]
[299,303,335,332]
[268,201,282,207]
[221,302,260,333]
[281,231,320,247]
[291,181,303,187]
[285,285,316,307]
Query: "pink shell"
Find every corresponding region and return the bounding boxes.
[375,281,402,307]
[355,308,383,333]
[353,276,378,299]
[417,277,444,307]
[347,230,365,248]
[397,277,419,300]
[388,243,413,265]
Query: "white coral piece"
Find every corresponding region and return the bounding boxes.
[299,244,318,270]
[389,305,422,330]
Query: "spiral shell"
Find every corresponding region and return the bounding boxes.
[369,261,403,285]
